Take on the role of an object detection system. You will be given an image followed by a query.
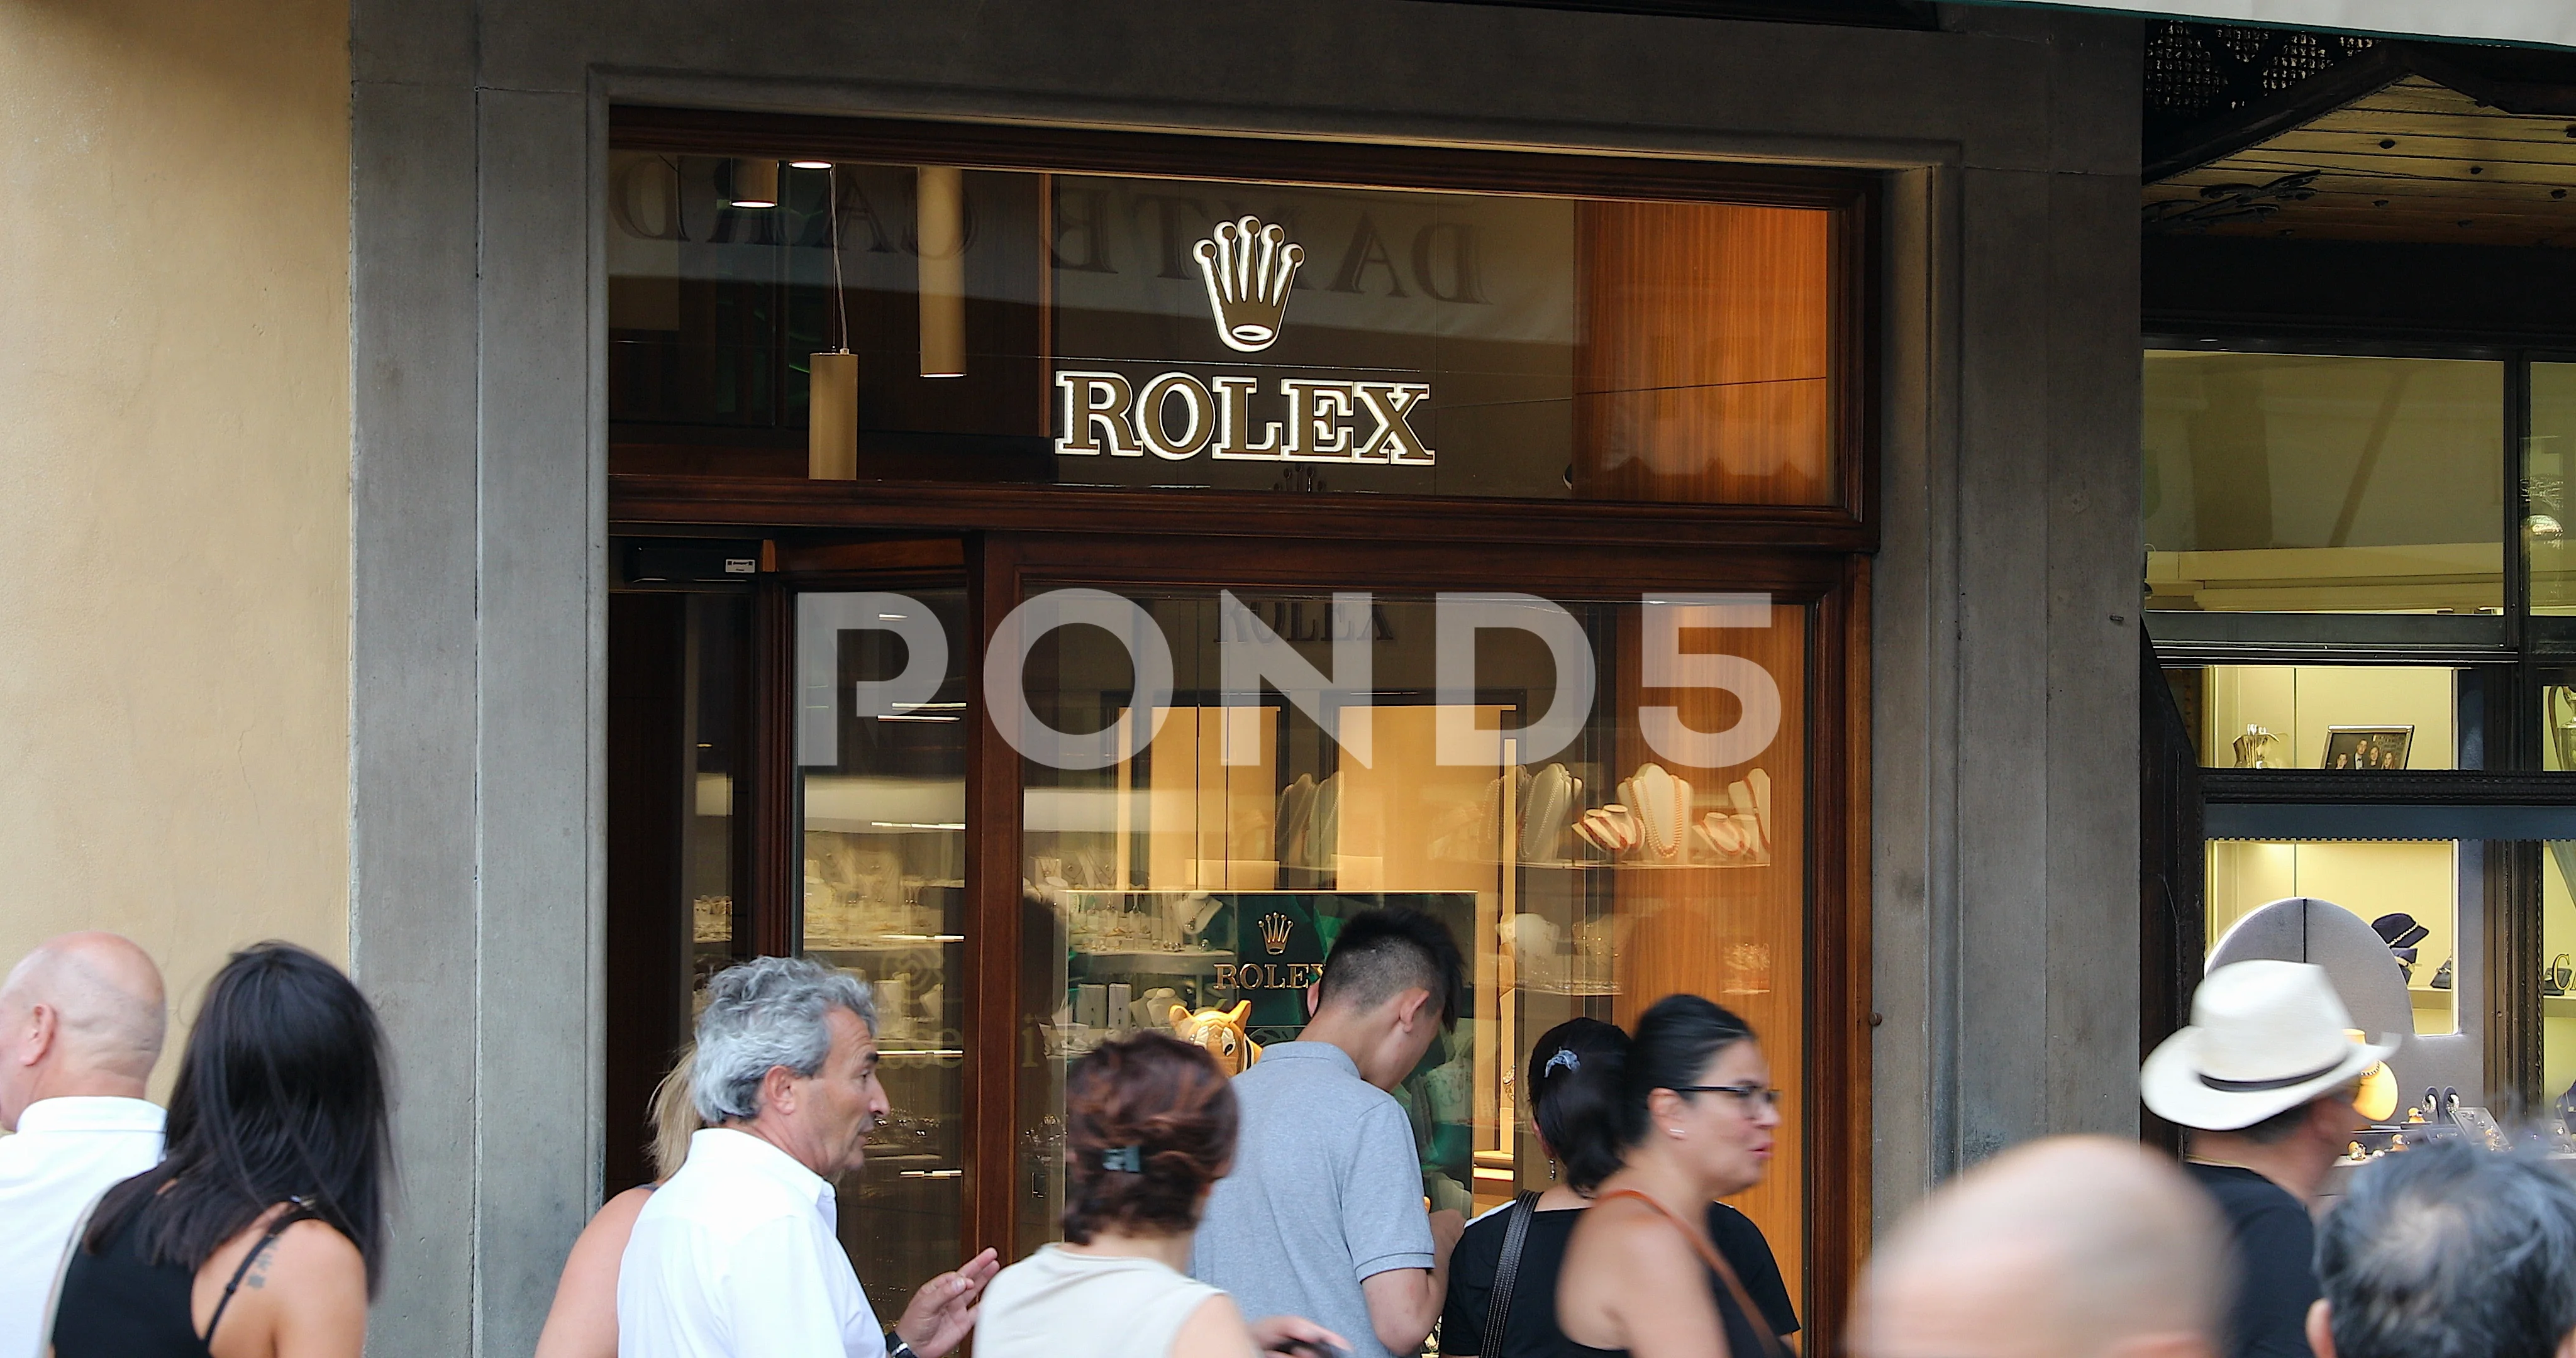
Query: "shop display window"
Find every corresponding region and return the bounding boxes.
[797,587,974,1318]
[2143,350,2504,614]
[1006,589,1810,1304]
[2543,845,2576,1104]
[2170,664,2465,770]
[606,150,1850,507]
[2207,840,2462,1037]
[2532,362,2576,615]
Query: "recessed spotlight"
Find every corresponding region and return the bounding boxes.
[2379,138,2397,149]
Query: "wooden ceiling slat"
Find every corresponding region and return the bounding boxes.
[2275,119,2576,150]
[2206,149,2576,185]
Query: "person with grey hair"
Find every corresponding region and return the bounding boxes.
[617,956,997,1358]
[2308,1139,2576,1358]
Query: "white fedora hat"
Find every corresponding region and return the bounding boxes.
[2141,959,2401,1132]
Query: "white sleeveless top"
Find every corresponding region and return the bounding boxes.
[977,1245,1227,1358]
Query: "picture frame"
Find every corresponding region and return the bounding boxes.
[2324,726,2413,771]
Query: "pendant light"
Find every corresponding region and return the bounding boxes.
[809,163,859,480]
[725,157,780,209]
[916,165,967,378]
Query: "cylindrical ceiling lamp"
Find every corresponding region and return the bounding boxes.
[809,351,860,480]
[726,157,780,209]
[916,165,966,378]
[811,165,858,481]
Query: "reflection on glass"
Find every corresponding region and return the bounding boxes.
[797,587,970,1319]
[2143,351,2503,614]
[2166,665,2462,770]
[606,148,1840,504]
[689,595,747,990]
[1013,591,1809,1304]
[2207,841,2458,1036]
[2531,364,2576,614]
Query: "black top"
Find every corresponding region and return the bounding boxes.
[2185,1162,2319,1358]
[1441,1200,1797,1358]
[53,1188,313,1358]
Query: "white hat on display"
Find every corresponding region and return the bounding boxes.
[2140,959,2401,1132]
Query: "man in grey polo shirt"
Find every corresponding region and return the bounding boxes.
[1192,908,1467,1358]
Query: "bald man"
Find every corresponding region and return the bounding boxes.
[0,932,167,1358]
[1850,1137,2227,1358]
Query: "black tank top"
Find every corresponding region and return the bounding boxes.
[52,1195,313,1358]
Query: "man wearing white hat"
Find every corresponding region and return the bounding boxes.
[2140,959,2397,1358]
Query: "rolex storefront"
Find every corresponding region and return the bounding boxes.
[346,6,2143,1353]
[602,111,1871,1333]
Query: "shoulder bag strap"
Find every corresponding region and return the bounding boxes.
[1597,1190,1783,1358]
[1477,1191,1541,1356]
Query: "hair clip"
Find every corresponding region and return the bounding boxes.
[1100,1146,1143,1173]
[1542,1049,1580,1076]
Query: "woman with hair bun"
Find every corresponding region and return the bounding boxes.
[1557,995,1795,1358]
[977,1032,1348,1358]
[1441,1017,1795,1358]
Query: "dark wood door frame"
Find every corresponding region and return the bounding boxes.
[619,512,1875,1347]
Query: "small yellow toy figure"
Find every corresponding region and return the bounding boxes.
[1169,1000,1261,1075]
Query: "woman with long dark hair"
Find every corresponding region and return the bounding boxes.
[1557,995,1786,1358]
[50,942,391,1358]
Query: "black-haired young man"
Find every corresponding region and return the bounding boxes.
[1191,908,1467,1358]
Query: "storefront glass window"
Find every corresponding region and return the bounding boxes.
[608,152,1844,505]
[2530,363,2576,614]
[689,597,745,989]
[2542,844,2576,1106]
[2143,351,2504,614]
[2207,840,2461,1038]
[1008,589,1809,1300]
[796,587,973,1319]
[2168,664,2464,770]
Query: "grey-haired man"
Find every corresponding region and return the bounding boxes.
[619,956,997,1358]
[2311,1140,2576,1358]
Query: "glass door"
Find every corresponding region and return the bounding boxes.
[795,583,972,1320]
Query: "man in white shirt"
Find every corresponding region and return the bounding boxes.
[0,932,167,1358]
[619,956,997,1358]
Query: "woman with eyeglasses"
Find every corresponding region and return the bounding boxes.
[1557,995,1792,1358]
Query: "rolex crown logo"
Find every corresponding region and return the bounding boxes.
[1193,217,1304,353]
[1258,911,1295,956]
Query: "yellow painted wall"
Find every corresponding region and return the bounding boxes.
[0,0,352,1098]
[2207,841,2458,1035]
[2206,665,2455,771]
